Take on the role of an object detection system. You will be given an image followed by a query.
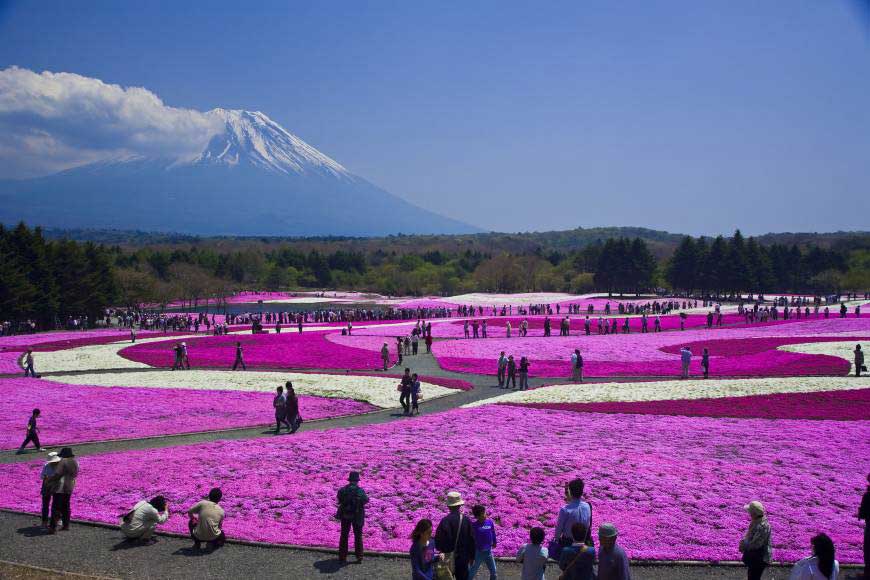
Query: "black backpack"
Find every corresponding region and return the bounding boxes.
[339,488,360,521]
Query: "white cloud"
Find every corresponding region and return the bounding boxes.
[0,67,222,178]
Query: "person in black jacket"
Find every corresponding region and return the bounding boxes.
[435,491,476,580]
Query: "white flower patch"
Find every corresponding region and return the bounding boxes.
[34,335,199,373]
[779,341,864,374]
[43,370,457,409]
[463,376,870,408]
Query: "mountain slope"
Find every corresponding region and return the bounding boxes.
[0,110,477,236]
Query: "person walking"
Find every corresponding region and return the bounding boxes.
[412,333,419,355]
[680,346,692,379]
[739,501,772,580]
[435,491,476,580]
[48,447,79,533]
[381,342,390,371]
[410,518,439,580]
[507,355,517,389]
[788,533,839,579]
[232,342,246,370]
[121,496,170,544]
[188,487,226,551]
[39,452,61,527]
[571,349,583,383]
[497,352,508,388]
[702,348,710,379]
[558,523,596,580]
[516,527,548,580]
[23,348,36,377]
[469,504,497,580]
[285,382,302,433]
[273,386,289,434]
[425,333,433,354]
[855,344,865,377]
[597,523,631,580]
[336,471,368,563]
[411,373,422,416]
[17,408,44,454]
[518,356,530,390]
[399,368,413,416]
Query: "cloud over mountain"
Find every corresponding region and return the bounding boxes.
[0,66,221,178]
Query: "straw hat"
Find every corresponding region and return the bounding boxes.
[445,491,464,507]
[744,501,765,517]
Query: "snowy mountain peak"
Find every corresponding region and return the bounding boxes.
[195,108,350,179]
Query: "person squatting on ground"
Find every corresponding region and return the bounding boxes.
[121,496,170,544]
[188,487,225,551]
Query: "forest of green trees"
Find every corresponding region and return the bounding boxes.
[2,222,868,329]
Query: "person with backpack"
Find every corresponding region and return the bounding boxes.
[336,471,368,563]
[558,523,596,580]
[435,491,476,580]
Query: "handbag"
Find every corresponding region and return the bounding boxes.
[434,514,462,580]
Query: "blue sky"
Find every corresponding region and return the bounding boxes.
[1,0,868,235]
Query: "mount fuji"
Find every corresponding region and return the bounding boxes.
[0,109,477,236]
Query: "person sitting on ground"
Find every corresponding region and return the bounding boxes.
[558,522,596,580]
[516,527,548,580]
[597,523,631,580]
[788,533,839,580]
[121,495,170,544]
[188,487,225,551]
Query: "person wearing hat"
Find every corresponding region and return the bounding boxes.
[597,523,631,580]
[336,471,368,563]
[39,452,61,527]
[434,491,476,580]
[48,447,79,533]
[739,501,772,580]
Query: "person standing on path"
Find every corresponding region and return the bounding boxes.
[273,386,289,434]
[39,452,61,527]
[516,527,548,580]
[597,523,632,580]
[858,473,870,579]
[381,342,390,371]
[48,447,79,533]
[558,523,596,580]
[519,356,530,390]
[435,492,477,580]
[680,346,692,379]
[182,342,191,370]
[855,344,865,377]
[571,349,583,383]
[285,382,301,433]
[411,373,422,416]
[410,518,439,580]
[17,408,43,454]
[23,348,36,377]
[232,342,246,370]
[497,352,508,388]
[188,487,226,551]
[425,333,433,353]
[399,368,413,416]
[739,501,772,580]
[553,478,592,559]
[469,504,498,580]
[507,355,517,389]
[336,471,368,563]
[702,348,710,379]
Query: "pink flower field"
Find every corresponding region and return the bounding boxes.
[510,388,870,420]
[0,377,375,449]
[119,331,397,370]
[431,317,869,377]
[0,405,866,563]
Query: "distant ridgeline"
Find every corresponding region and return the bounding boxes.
[2,222,867,330]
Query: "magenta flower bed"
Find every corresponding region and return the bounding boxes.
[119,332,397,371]
[510,388,870,421]
[0,405,866,563]
[0,377,375,449]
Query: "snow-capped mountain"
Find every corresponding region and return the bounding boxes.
[0,110,477,236]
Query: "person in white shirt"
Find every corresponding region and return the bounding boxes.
[789,533,839,580]
[121,496,170,543]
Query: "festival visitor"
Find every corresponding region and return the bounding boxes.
[188,487,226,551]
[435,491,477,580]
[516,527,548,580]
[739,501,772,580]
[425,333,433,353]
[469,504,498,580]
[182,342,190,369]
[273,386,289,434]
[411,373,422,416]
[17,408,43,454]
[497,352,508,388]
[412,333,419,355]
[571,349,583,382]
[400,368,413,415]
[121,496,170,544]
[232,341,246,370]
[840,303,847,318]
[23,348,35,377]
[680,346,692,379]
[702,348,710,379]
[381,342,390,371]
[172,342,183,370]
[285,381,301,433]
[552,478,592,559]
[48,447,78,533]
[855,344,865,377]
[336,471,368,563]
[557,523,596,580]
[788,533,839,580]
[519,356,530,390]
[597,523,631,580]
[410,518,439,580]
[130,327,136,343]
[507,355,517,389]
[859,473,870,578]
[39,452,61,527]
